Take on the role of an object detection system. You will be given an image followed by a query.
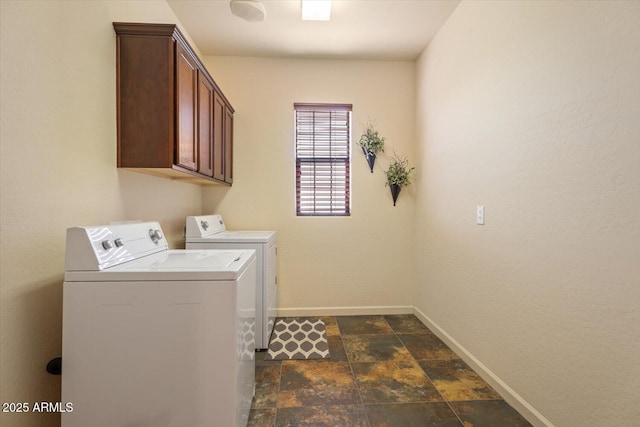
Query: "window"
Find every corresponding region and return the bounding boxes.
[295,103,352,216]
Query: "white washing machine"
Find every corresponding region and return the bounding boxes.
[185,214,277,350]
[61,221,256,427]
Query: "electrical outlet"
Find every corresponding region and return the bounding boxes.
[477,206,485,225]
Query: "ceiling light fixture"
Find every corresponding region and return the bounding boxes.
[301,0,332,21]
[230,0,266,22]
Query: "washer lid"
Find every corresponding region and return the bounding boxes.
[64,249,256,282]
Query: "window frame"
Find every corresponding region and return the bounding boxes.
[294,103,352,217]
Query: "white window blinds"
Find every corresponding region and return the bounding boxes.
[295,103,352,216]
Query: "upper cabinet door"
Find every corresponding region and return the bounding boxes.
[175,43,198,171]
[213,91,225,182]
[198,74,214,177]
[224,107,234,184]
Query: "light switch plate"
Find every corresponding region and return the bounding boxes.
[477,206,485,225]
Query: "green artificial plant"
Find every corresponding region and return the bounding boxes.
[358,123,386,157]
[385,152,415,188]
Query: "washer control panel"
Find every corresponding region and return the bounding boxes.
[65,221,168,271]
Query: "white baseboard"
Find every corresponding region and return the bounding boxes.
[412,307,554,427]
[277,305,413,317]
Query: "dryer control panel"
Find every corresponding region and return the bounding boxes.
[185,214,226,238]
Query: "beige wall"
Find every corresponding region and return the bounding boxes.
[201,56,416,315]
[0,2,204,426]
[414,1,640,426]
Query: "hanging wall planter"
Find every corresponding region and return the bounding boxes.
[358,123,385,173]
[385,152,415,207]
[389,183,402,206]
[362,147,376,173]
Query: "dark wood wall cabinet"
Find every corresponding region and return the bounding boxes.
[114,22,234,185]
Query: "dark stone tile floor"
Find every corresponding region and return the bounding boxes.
[249,314,532,427]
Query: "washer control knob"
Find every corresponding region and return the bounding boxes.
[201,220,209,230]
[101,240,113,250]
[114,238,124,247]
[149,229,163,243]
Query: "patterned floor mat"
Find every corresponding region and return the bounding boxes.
[265,318,330,360]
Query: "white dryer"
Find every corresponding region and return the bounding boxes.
[185,214,277,350]
[62,221,256,427]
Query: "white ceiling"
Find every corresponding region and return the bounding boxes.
[167,0,461,61]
